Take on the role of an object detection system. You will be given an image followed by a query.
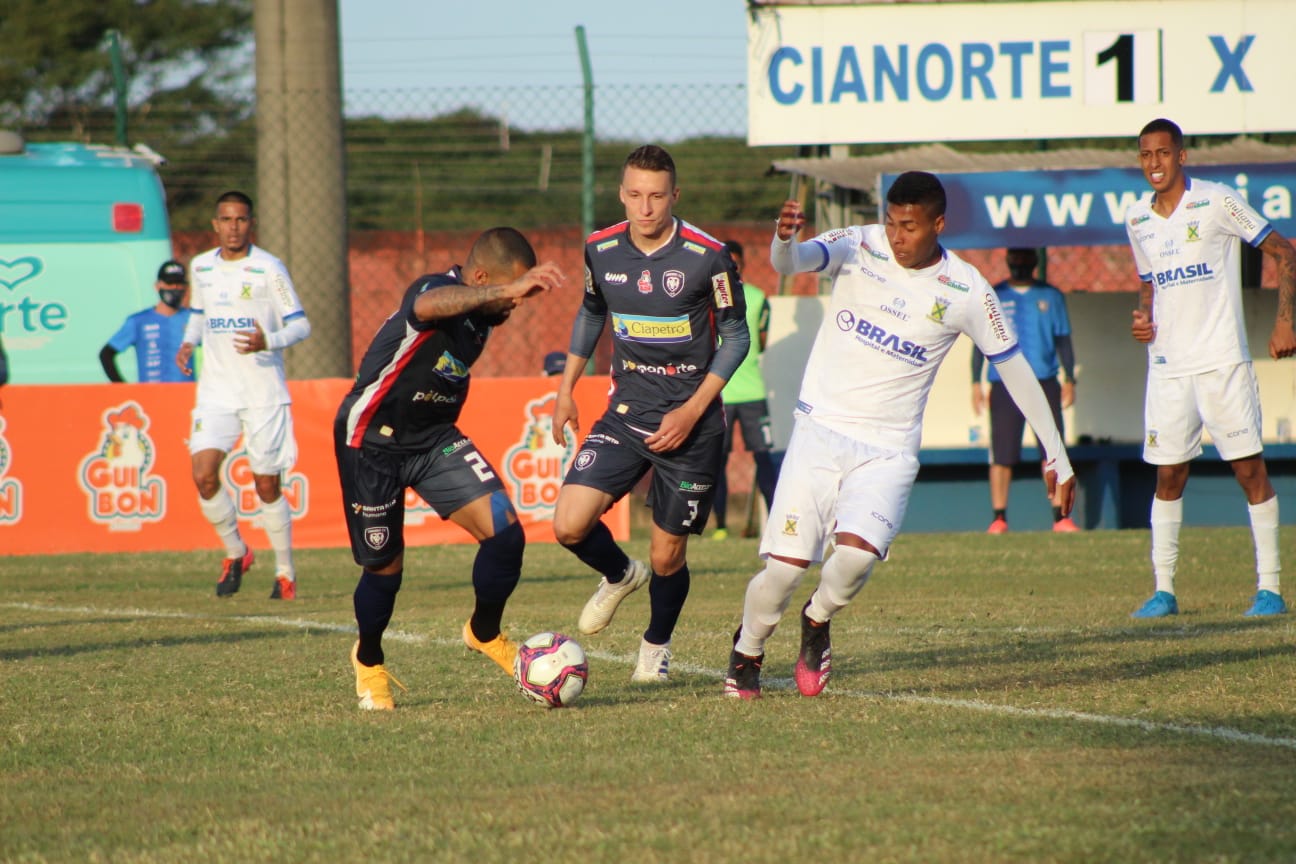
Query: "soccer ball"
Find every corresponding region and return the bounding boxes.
[513,632,588,708]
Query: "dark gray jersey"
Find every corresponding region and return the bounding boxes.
[581,218,746,428]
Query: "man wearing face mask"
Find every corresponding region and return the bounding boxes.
[100,259,196,383]
[971,247,1077,534]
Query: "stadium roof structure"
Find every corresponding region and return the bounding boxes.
[769,137,1296,194]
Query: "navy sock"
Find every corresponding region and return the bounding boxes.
[470,521,524,642]
[561,519,631,582]
[644,564,690,645]
[753,451,778,511]
[354,568,402,666]
[714,460,730,528]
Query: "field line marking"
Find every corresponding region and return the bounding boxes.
[9,601,1296,752]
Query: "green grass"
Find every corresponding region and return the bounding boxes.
[3,527,1295,863]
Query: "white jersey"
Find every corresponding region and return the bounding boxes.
[188,245,307,409]
[1125,176,1270,378]
[795,223,1018,454]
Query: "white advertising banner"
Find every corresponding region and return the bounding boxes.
[747,0,1296,145]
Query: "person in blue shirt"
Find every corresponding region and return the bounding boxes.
[971,247,1078,533]
[100,259,196,383]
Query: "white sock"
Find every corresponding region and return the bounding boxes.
[199,490,246,559]
[1248,496,1280,594]
[1150,496,1182,595]
[736,558,806,657]
[260,495,295,580]
[807,545,877,622]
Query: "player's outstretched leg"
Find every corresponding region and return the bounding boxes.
[724,628,763,700]
[579,557,650,635]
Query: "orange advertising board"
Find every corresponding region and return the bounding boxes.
[0,377,627,556]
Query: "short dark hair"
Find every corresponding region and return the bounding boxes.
[466,226,537,271]
[1139,118,1184,149]
[886,171,946,217]
[623,144,676,186]
[1007,247,1038,260]
[216,190,254,213]
[723,240,744,259]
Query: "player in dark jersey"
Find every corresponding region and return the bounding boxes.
[550,145,750,683]
[335,227,562,710]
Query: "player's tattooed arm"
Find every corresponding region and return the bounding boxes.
[1260,232,1296,358]
[414,263,562,323]
[1131,280,1156,343]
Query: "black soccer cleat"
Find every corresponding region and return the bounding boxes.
[794,602,831,697]
[216,549,254,597]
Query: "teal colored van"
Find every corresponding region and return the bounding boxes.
[0,132,173,383]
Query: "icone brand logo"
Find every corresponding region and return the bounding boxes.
[1153,262,1215,286]
[78,401,166,530]
[0,416,22,525]
[502,394,577,517]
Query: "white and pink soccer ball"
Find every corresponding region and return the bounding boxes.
[513,632,588,708]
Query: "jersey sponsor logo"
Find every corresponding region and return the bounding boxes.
[1222,195,1261,234]
[821,228,852,243]
[245,266,266,275]
[503,393,578,516]
[860,240,890,261]
[77,401,166,529]
[837,310,931,363]
[1187,198,1210,210]
[622,359,700,376]
[413,390,460,404]
[683,241,708,255]
[795,399,813,414]
[596,238,619,252]
[603,272,628,284]
[880,299,909,321]
[926,298,950,323]
[273,273,294,308]
[441,437,472,457]
[1129,214,1151,226]
[0,417,23,525]
[433,351,470,382]
[586,432,621,446]
[938,274,970,293]
[637,270,653,294]
[364,526,390,551]
[611,312,691,344]
[350,498,397,516]
[1186,221,1201,242]
[1157,237,1180,259]
[207,315,257,331]
[679,480,712,492]
[663,269,686,297]
[712,272,734,308]
[982,293,1010,343]
[574,449,596,470]
[1152,262,1215,286]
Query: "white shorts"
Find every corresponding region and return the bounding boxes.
[1143,362,1263,464]
[188,403,298,475]
[759,416,919,563]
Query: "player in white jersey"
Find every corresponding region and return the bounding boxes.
[723,172,1077,699]
[176,190,312,600]
[1125,118,1296,620]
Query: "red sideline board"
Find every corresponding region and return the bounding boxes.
[0,377,627,556]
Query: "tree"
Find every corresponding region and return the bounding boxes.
[0,0,252,136]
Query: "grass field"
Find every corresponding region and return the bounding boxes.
[4,526,1296,863]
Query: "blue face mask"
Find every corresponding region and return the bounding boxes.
[159,288,185,309]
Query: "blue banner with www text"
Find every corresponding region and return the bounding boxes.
[880,163,1296,249]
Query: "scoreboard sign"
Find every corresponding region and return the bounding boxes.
[747,0,1295,145]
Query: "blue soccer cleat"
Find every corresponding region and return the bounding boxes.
[1131,590,1179,618]
[1243,590,1288,618]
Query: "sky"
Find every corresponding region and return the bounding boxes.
[337,0,752,138]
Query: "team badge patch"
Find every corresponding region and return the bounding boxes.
[782,512,800,536]
[364,526,390,551]
[663,269,685,297]
[1186,221,1200,242]
[927,297,950,323]
[1146,431,1158,448]
[574,449,596,470]
[241,283,253,299]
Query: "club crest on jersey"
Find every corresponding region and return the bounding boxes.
[663,269,686,297]
[782,512,800,536]
[1186,221,1201,242]
[574,449,597,470]
[364,526,390,551]
[927,297,951,323]
[1146,430,1158,447]
[637,270,653,294]
[241,283,252,299]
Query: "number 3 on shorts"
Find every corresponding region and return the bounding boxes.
[681,499,699,528]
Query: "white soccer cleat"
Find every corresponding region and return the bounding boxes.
[577,559,650,635]
[630,638,671,684]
